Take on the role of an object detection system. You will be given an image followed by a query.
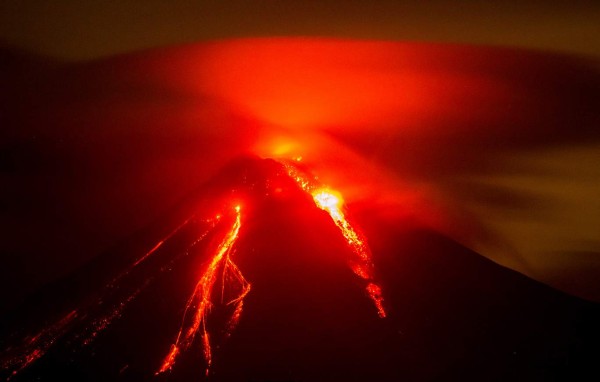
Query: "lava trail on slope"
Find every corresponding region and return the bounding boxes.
[1,156,599,381]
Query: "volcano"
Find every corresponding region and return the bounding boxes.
[1,156,598,381]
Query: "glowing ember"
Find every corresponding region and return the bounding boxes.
[282,161,387,318]
[156,204,250,377]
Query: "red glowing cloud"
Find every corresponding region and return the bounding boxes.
[2,38,599,311]
[135,38,600,301]
[1,37,599,381]
[144,39,533,137]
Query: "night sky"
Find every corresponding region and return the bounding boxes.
[1,1,599,61]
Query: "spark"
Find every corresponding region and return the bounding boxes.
[282,161,387,318]
[157,205,250,377]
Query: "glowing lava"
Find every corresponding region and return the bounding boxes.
[3,158,386,381]
[282,161,387,318]
[1,215,217,380]
[157,205,250,377]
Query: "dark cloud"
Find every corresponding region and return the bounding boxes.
[0,1,599,60]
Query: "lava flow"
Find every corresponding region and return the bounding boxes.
[157,204,250,377]
[1,157,387,381]
[1,214,218,380]
[281,160,387,318]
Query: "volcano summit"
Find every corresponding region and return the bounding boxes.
[1,157,599,381]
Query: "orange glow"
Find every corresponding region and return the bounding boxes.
[195,40,426,130]
[311,188,385,318]
[313,189,343,213]
[253,133,307,162]
[157,205,250,377]
[282,160,386,318]
[366,283,386,320]
[175,38,522,138]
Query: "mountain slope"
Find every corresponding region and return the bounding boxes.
[1,157,598,381]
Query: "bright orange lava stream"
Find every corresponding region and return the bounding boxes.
[283,161,386,318]
[3,160,385,380]
[157,205,250,377]
[1,217,208,380]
